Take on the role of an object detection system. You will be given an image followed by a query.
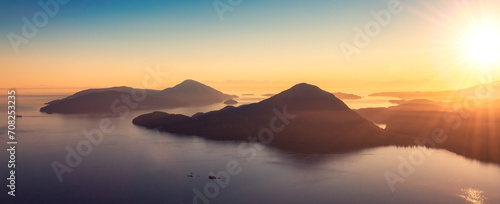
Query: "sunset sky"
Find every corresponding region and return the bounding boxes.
[1,0,499,94]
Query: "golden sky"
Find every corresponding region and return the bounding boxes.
[1,0,499,95]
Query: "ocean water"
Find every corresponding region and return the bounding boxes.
[0,94,499,204]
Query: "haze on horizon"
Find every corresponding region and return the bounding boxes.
[1,0,499,95]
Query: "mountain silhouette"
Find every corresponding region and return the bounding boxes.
[133,83,412,153]
[40,80,236,114]
[369,81,500,100]
[44,86,146,105]
[333,92,362,100]
[159,79,237,106]
[356,98,500,164]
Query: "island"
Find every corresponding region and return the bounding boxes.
[356,94,500,164]
[223,99,238,105]
[133,83,413,153]
[333,92,363,100]
[40,80,237,114]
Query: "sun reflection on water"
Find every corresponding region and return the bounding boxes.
[457,188,490,204]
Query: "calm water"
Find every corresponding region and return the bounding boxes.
[0,94,499,204]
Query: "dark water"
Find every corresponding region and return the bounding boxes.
[0,95,499,204]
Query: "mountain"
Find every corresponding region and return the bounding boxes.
[133,83,412,153]
[44,86,149,105]
[40,80,236,114]
[223,99,238,105]
[40,90,189,114]
[159,79,237,106]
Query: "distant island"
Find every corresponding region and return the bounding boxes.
[133,83,413,153]
[333,92,363,100]
[40,80,237,114]
[223,99,238,105]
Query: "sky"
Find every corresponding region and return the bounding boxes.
[1,0,499,95]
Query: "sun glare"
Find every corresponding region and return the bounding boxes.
[462,23,500,67]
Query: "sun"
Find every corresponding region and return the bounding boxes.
[461,23,500,68]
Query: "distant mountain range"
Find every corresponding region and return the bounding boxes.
[369,81,500,100]
[133,83,412,153]
[40,80,237,114]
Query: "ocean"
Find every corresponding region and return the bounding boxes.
[0,94,498,204]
